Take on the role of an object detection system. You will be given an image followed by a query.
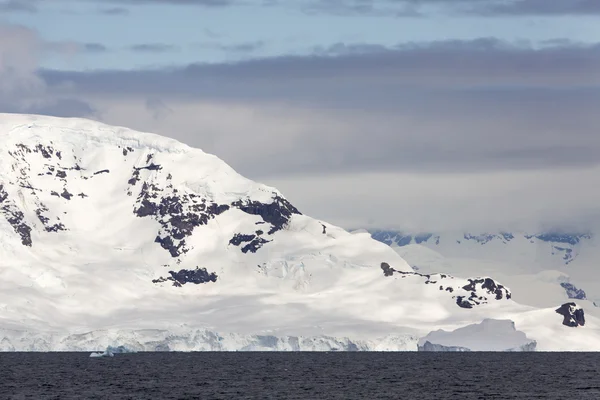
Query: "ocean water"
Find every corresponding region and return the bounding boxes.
[1,352,600,399]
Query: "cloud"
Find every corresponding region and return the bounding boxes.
[0,0,239,14]
[129,43,179,53]
[5,0,600,16]
[82,43,109,53]
[192,40,266,53]
[38,37,600,180]
[6,36,600,231]
[220,41,265,53]
[42,38,600,98]
[286,0,600,17]
[98,7,130,15]
[0,24,44,97]
[466,0,600,16]
[0,23,96,118]
[266,166,600,232]
[0,0,37,13]
[109,0,236,6]
[300,0,423,17]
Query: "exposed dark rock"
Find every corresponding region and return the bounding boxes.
[128,169,140,186]
[529,233,592,246]
[152,267,218,286]
[51,191,59,197]
[56,170,67,179]
[321,224,327,234]
[556,302,585,327]
[34,144,54,159]
[463,278,510,300]
[230,234,256,246]
[35,204,67,233]
[456,296,473,309]
[231,195,301,235]
[380,262,395,277]
[381,262,510,309]
[135,163,162,172]
[78,193,88,198]
[463,233,496,245]
[229,233,270,253]
[0,185,32,246]
[94,169,110,175]
[242,237,270,253]
[560,282,587,300]
[154,236,182,258]
[206,203,230,215]
[61,189,73,200]
[133,181,230,257]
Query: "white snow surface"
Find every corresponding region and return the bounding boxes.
[1,114,600,351]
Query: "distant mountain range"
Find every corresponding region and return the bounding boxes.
[364,229,599,308]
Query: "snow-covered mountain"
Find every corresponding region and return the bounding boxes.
[369,230,600,309]
[1,114,600,351]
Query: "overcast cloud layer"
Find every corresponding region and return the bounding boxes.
[0,19,598,232]
[5,0,600,16]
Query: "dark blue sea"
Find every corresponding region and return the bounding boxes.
[1,352,599,399]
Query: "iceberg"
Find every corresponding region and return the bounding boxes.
[418,319,537,352]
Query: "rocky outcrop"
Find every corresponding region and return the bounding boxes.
[133,180,231,258]
[418,319,537,351]
[231,195,301,235]
[0,184,32,246]
[152,267,218,287]
[560,283,587,300]
[381,262,511,309]
[555,302,585,327]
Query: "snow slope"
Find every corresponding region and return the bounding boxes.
[1,114,600,351]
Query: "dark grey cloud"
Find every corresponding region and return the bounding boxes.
[0,0,238,14]
[99,7,130,15]
[43,38,600,98]
[26,98,97,118]
[84,43,109,53]
[129,43,179,53]
[0,98,97,118]
[0,0,36,13]
[38,38,600,179]
[470,0,600,16]
[4,0,600,16]
[112,0,236,6]
[293,0,600,16]
[192,40,265,53]
[219,41,265,52]
[300,0,422,17]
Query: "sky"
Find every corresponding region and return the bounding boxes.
[1,0,600,233]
